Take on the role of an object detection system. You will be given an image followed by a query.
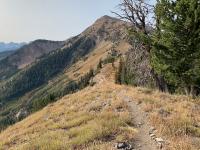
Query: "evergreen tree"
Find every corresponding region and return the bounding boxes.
[97,59,103,70]
[113,0,169,91]
[152,0,200,96]
[115,57,125,84]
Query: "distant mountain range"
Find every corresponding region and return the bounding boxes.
[0,42,26,52]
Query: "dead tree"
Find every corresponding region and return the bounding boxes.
[113,0,168,92]
[112,0,154,35]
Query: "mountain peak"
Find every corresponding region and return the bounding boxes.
[95,15,120,23]
[82,15,127,41]
[98,15,115,20]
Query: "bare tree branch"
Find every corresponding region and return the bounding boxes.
[112,0,155,34]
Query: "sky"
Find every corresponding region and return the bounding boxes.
[0,0,155,43]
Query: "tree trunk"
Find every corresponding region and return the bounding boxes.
[184,87,189,95]
[189,85,196,98]
[184,85,196,97]
[151,69,168,92]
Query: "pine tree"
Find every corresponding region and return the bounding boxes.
[113,0,169,91]
[152,0,200,96]
[97,59,103,70]
[115,57,125,84]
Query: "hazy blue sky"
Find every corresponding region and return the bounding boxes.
[0,0,155,43]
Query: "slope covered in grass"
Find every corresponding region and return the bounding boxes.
[0,64,200,150]
[133,89,200,150]
[0,66,136,149]
[0,16,131,131]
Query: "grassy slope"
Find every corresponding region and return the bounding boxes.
[0,40,131,130]
[0,65,136,150]
[124,87,200,150]
[0,16,130,131]
[0,64,199,150]
[135,90,200,149]
[0,36,95,101]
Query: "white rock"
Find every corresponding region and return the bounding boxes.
[150,134,156,137]
[155,138,164,143]
[116,142,126,149]
[138,122,143,126]
[115,142,133,150]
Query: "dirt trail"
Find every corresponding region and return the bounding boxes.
[117,90,159,150]
[95,65,160,150]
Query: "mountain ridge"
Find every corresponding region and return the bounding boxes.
[0,40,65,80]
[0,63,199,150]
[0,15,131,131]
[0,15,199,150]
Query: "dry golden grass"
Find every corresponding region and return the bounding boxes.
[123,86,200,150]
[0,72,136,150]
[0,63,199,150]
[94,65,200,150]
[65,40,131,80]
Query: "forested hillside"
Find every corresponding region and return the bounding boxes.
[0,51,15,61]
[0,36,96,101]
[115,0,200,96]
[0,0,200,149]
[0,63,199,150]
[0,16,130,131]
[0,40,64,80]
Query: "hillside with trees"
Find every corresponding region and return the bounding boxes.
[0,16,130,131]
[115,0,200,96]
[0,0,199,149]
[0,40,65,80]
[0,51,15,61]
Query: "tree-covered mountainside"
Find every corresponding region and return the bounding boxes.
[0,16,129,131]
[0,0,200,149]
[0,36,96,101]
[0,51,15,61]
[0,16,127,102]
[0,40,65,80]
[0,0,200,150]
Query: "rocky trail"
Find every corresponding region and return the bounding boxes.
[94,65,166,150]
[115,89,165,150]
